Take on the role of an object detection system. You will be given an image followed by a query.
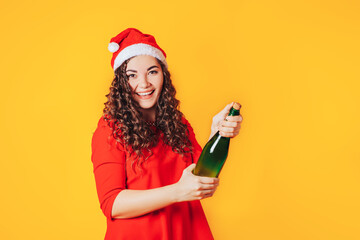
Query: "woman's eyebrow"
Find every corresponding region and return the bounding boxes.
[126,66,159,73]
[147,66,159,71]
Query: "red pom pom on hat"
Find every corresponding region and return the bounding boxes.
[108,28,167,71]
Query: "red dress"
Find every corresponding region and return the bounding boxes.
[91,116,214,240]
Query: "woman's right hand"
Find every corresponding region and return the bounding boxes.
[173,163,219,202]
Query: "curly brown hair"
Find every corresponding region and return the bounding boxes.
[103,57,194,169]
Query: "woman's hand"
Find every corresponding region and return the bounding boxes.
[209,102,243,140]
[173,164,219,202]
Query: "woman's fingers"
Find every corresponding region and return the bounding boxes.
[198,176,219,184]
[225,115,243,122]
[219,131,235,138]
[221,116,243,128]
[221,121,238,128]
[202,193,214,199]
[219,124,241,134]
[219,125,237,133]
[197,177,219,191]
[194,188,217,200]
[198,183,219,190]
[218,114,243,137]
[199,189,216,196]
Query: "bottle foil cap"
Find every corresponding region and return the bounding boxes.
[233,102,241,110]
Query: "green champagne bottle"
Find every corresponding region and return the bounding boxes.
[193,102,241,178]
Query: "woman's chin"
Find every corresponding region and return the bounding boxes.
[134,95,159,110]
[137,101,157,110]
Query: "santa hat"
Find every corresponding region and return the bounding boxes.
[108,28,168,71]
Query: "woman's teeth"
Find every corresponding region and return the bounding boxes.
[137,90,154,96]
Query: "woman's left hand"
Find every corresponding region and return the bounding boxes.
[209,102,243,140]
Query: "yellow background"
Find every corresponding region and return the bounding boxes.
[1,0,359,239]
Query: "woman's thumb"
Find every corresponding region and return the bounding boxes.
[185,163,196,172]
[221,102,234,118]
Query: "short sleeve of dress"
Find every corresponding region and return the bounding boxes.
[182,117,203,164]
[91,116,126,220]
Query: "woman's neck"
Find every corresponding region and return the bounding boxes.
[139,106,156,122]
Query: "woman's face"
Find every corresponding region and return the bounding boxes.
[126,55,164,111]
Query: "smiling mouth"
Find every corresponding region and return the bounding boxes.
[136,90,155,96]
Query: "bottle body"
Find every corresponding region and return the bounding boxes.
[193,103,241,177]
[193,132,230,177]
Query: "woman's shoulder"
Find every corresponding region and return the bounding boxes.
[95,114,124,132]
[92,115,113,142]
[96,114,114,128]
[180,115,195,132]
[92,114,125,151]
[180,115,191,126]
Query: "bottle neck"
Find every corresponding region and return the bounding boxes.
[228,107,240,116]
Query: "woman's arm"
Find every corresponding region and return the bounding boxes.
[111,164,219,219]
[111,184,176,219]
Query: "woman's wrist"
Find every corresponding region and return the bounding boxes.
[170,182,185,203]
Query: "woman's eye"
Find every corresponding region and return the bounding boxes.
[149,70,158,75]
[127,74,136,78]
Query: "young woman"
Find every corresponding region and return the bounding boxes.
[91,28,243,240]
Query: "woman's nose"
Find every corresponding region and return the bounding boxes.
[138,75,151,88]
